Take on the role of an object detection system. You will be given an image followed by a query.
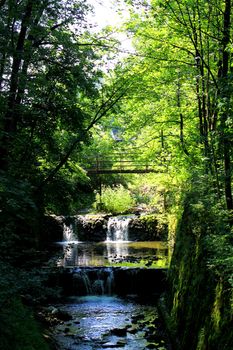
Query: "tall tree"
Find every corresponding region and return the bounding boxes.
[115,0,232,215]
[218,0,233,212]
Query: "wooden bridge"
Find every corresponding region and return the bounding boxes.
[84,153,160,175]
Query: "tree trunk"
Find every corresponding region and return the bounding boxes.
[0,0,33,170]
[220,0,233,213]
[177,72,189,156]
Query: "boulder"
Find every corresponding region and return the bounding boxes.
[75,215,108,242]
[128,214,167,241]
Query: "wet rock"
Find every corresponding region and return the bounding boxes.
[110,327,127,336]
[117,339,127,346]
[127,325,139,334]
[128,214,168,241]
[53,309,73,321]
[76,215,108,242]
[147,324,156,330]
[102,342,118,348]
[146,343,159,349]
[131,314,141,322]
[102,341,126,348]
[37,306,72,326]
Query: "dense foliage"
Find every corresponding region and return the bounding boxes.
[95,184,136,213]
[0,0,232,349]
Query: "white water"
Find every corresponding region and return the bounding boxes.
[106,216,134,242]
[63,222,77,242]
[72,267,115,295]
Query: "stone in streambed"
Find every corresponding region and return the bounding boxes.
[51,308,72,321]
[110,327,127,336]
[102,341,126,348]
[127,324,139,334]
[131,314,141,322]
[102,343,116,348]
[145,342,159,349]
[117,339,127,346]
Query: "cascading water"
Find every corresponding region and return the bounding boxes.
[63,267,166,297]
[63,221,77,242]
[71,267,115,295]
[50,215,170,350]
[57,219,79,267]
[106,215,134,242]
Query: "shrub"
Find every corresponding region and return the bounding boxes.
[95,185,135,214]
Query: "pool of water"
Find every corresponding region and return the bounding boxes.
[54,241,168,268]
[50,295,169,350]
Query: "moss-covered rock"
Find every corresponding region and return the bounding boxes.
[128,214,168,241]
[44,213,168,242]
[43,214,108,242]
[76,214,108,242]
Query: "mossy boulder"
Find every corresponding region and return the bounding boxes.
[76,215,108,242]
[128,214,168,241]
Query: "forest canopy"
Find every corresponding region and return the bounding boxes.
[0,0,232,228]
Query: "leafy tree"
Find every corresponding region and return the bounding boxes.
[0,0,134,217]
[109,0,233,221]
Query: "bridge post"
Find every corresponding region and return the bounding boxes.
[96,175,104,211]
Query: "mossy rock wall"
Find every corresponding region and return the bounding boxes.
[165,196,233,350]
[128,214,168,241]
[43,214,108,242]
[44,214,167,243]
[75,215,107,242]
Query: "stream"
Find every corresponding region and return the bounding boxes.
[47,215,170,350]
[50,295,168,350]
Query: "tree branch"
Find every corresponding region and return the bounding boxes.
[36,83,130,190]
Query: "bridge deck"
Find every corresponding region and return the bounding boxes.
[83,155,160,175]
[87,168,159,174]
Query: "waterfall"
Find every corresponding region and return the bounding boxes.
[63,220,77,242]
[72,267,115,295]
[106,215,134,242]
[61,267,167,297]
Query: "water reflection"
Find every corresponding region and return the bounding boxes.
[106,241,129,260]
[56,241,168,268]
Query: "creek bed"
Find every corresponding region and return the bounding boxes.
[49,295,170,350]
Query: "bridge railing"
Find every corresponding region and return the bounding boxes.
[83,153,159,174]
